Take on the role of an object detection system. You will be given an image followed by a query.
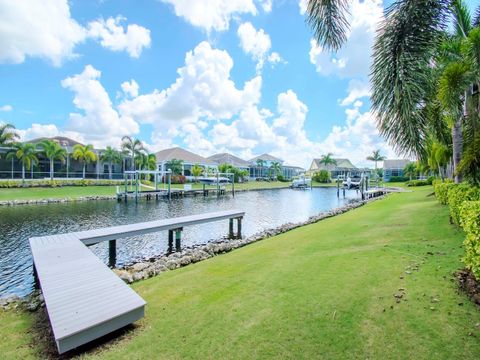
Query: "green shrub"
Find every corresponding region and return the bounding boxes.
[406,179,430,187]
[447,184,480,225]
[388,176,409,182]
[434,181,455,205]
[460,201,480,279]
[312,170,330,183]
[0,179,122,188]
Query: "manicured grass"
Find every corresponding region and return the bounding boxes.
[0,181,316,202]
[0,186,118,201]
[2,187,480,359]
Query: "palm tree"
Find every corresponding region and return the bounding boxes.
[403,162,417,181]
[191,164,203,182]
[72,144,97,179]
[39,140,66,180]
[319,153,337,167]
[6,143,38,181]
[0,123,19,147]
[121,136,144,171]
[166,159,184,175]
[270,161,282,180]
[0,124,19,163]
[256,159,265,178]
[366,150,386,171]
[306,0,480,183]
[101,146,122,180]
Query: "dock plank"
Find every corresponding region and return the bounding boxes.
[29,209,245,354]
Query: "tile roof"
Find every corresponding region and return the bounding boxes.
[207,153,251,167]
[155,147,216,165]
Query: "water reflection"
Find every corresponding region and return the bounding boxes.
[0,188,358,297]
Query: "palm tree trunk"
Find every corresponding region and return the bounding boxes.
[109,161,112,180]
[22,164,25,181]
[50,157,54,180]
[452,116,463,183]
[83,163,86,179]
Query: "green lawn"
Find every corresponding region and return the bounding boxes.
[0,181,328,202]
[1,187,479,359]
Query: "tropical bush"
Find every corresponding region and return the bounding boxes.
[447,184,480,226]
[388,176,409,182]
[277,174,289,182]
[312,170,330,183]
[0,179,122,188]
[460,201,480,279]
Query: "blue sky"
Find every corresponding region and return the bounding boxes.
[0,0,478,168]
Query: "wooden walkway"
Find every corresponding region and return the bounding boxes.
[29,209,245,354]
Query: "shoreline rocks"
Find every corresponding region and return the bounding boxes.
[113,196,384,284]
[1,195,385,311]
[0,195,118,206]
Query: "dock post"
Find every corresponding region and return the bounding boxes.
[108,240,116,268]
[229,218,234,239]
[203,183,206,196]
[168,230,174,253]
[342,187,345,197]
[175,228,183,252]
[337,179,339,197]
[217,172,220,197]
[168,173,171,200]
[232,174,235,197]
[237,217,242,239]
[33,263,39,289]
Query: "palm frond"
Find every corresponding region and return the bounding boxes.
[371,0,451,157]
[306,0,350,52]
[473,4,480,27]
[451,0,472,38]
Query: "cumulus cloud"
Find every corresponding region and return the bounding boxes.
[61,65,139,147]
[0,0,86,66]
[87,17,151,58]
[161,0,257,32]
[119,41,262,128]
[298,0,308,15]
[237,22,283,71]
[340,79,371,106]
[0,0,151,65]
[0,105,13,112]
[309,0,383,79]
[121,79,140,98]
[16,123,86,144]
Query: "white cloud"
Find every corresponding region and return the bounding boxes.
[340,79,371,106]
[0,0,86,66]
[309,0,383,79]
[121,79,140,98]
[61,65,139,147]
[161,0,257,32]
[16,123,86,144]
[0,0,151,65]
[259,0,272,12]
[0,105,13,112]
[237,22,283,71]
[119,41,262,129]
[299,0,308,15]
[87,17,151,58]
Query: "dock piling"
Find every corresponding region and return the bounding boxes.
[108,240,116,268]
[229,218,234,239]
[175,228,183,252]
[237,217,242,239]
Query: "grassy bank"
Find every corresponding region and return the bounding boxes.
[0,181,335,202]
[2,187,479,359]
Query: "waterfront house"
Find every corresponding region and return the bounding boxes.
[155,147,217,176]
[207,153,251,173]
[383,159,412,182]
[308,158,360,179]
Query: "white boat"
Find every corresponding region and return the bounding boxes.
[198,176,231,185]
[343,176,362,189]
[291,175,312,188]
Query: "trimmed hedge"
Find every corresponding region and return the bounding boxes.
[0,179,123,188]
[388,176,409,182]
[433,181,455,205]
[447,184,480,226]
[460,201,480,279]
[406,177,434,187]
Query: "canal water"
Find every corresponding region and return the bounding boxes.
[0,187,358,297]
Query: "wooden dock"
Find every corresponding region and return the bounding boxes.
[29,209,245,354]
